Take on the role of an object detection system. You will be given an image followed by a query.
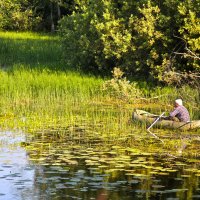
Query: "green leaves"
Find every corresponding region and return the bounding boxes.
[177,1,200,70]
[59,0,199,82]
[102,67,141,101]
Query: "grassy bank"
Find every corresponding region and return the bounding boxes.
[0,31,199,132]
[0,31,199,167]
[0,31,62,70]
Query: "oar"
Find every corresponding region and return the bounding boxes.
[147,112,165,130]
[147,112,165,144]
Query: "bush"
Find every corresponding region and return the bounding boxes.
[0,0,41,31]
[59,0,200,83]
[102,68,142,101]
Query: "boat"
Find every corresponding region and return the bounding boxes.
[132,109,200,131]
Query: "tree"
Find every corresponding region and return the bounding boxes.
[59,0,199,83]
[0,0,42,30]
[0,0,75,31]
[158,0,200,85]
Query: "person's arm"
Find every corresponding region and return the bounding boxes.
[169,107,179,117]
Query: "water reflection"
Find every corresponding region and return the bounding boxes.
[1,130,200,200]
[24,130,200,200]
[0,131,35,200]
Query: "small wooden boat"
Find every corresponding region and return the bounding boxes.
[132,109,200,131]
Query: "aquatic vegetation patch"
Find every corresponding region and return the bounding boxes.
[0,31,200,200]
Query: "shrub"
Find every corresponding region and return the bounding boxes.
[102,67,142,101]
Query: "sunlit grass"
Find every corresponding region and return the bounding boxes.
[0,31,62,70]
[0,31,199,136]
[0,67,103,114]
[0,31,57,40]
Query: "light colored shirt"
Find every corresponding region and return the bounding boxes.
[170,105,190,122]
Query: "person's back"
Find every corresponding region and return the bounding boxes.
[169,99,190,122]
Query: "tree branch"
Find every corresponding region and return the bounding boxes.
[173,50,200,60]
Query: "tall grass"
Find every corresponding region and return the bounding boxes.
[0,31,108,130]
[0,67,103,115]
[0,31,199,135]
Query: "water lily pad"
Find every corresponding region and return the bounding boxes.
[165,188,188,193]
[108,151,117,155]
[129,173,149,178]
[55,184,68,189]
[195,174,200,176]
[184,168,199,172]
[66,181,78,186]
[181,175,191,178]
[157,172,169,176]
[174,178,183,181]
[80,187,88,192]
[166,169,178,172]
[152,185,165,188]
[151,189,166,194]
[135,189,147,193]
[98,165,108,169]
[128,180,140,184]
[2,165,12,168]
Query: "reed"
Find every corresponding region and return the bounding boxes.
[0,31,199,135]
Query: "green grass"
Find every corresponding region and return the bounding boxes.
[0,31,107,129]
[0,31,63,70]
[0,31,199,133]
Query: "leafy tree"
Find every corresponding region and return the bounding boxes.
[59,0,168,77]
[33,0,71,31]
[59,9,100,71]
[1,0,195,84]
[177,0,200,70]
[0,0,198,84]
[0,0,41,30]
[0,0,75,31]
[156,0,200,84]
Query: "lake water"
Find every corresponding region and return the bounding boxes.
[0,129,200,200]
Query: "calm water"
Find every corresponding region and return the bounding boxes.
[0,130,200,200]
[0,131,35,200]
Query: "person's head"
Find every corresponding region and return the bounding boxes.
[175,99,183,107]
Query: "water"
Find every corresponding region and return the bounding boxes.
[0,130,200,200]
[0,131,35,200]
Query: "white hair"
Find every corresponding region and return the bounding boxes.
[175,99,183,106]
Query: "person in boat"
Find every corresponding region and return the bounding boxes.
[168,99,190,122]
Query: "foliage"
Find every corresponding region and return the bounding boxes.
[177,1,200,70]
[0,0,41,30]
[59,0,200,83]
[0,0,199,83]
[102,67,142,101]
[58,11,100,71]
[0,0,74,31]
